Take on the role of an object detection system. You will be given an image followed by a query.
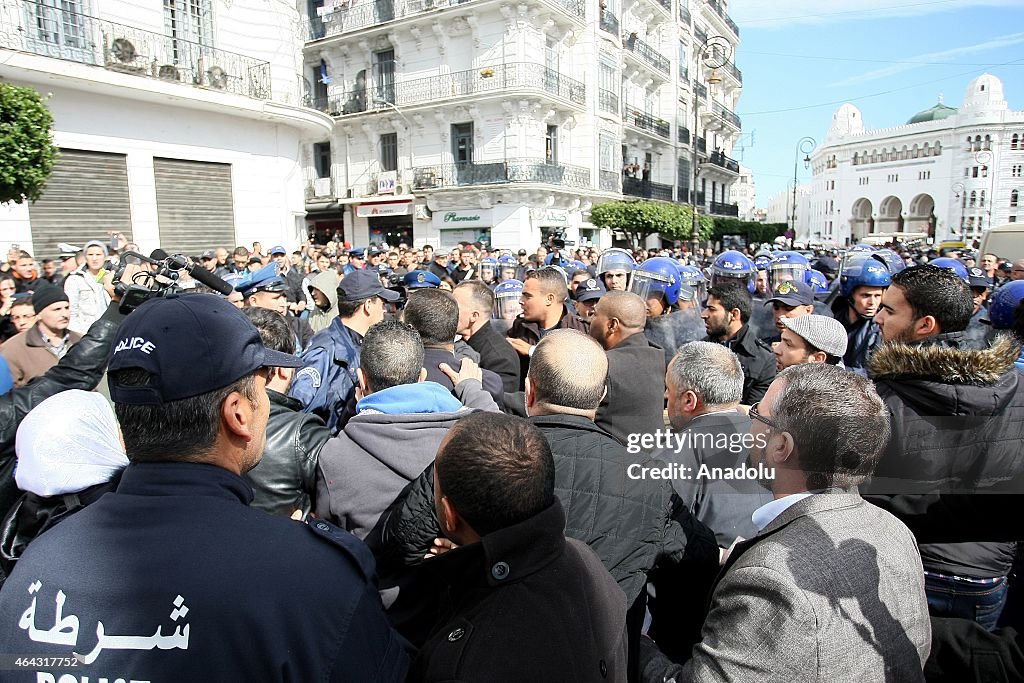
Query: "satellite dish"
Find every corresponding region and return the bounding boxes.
[111,38,136,63]
[207,66,228,89]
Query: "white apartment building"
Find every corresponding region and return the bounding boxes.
[766,184,809,238]
[806,74,1024,246]
[0,0,331,259]
[734,163,754,220]
[300,0,744,249]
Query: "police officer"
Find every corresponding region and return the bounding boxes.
[237,263,313,352]
[0,294,410,681]
[289,269,400,433]
[595,248,636,292]
[574,278,605,320]
[965,266,994,348]
[831,253,891,371]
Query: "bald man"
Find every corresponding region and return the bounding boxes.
[589,291,667,446]
[1012,259,1024,281]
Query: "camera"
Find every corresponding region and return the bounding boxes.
[113,251,233,313]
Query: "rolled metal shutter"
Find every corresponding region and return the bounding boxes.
[27,149,133,259]
[154,158,235,256]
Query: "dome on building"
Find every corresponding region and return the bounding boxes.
[962,74,1007,111]
[906,102,958,125]
[827,103,864,141]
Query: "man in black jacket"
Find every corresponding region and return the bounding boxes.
[702,283,776,404]
[243,308,328,518]
[589,291,666,446]
[453,280,520,392]
[868,264,1024,629]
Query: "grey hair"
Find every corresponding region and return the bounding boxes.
[360,319,425,392]
[770,364,890,490]
[668,341,743,407]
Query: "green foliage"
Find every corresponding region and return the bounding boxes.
[711,218,787,245]
[0,84,58,205]
[589,200,713,248]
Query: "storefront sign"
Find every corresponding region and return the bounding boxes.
[377,171,397,195]
[536,209,568,225]
[356,201,411,217]
[433,209,491,229]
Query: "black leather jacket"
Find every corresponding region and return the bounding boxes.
[244,390,329,518]
[0,303,126,517]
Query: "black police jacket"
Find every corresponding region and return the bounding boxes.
[244,390,328,518]
[464,320,520,393]
[0,303,126,519]
[705,323,776,405]
[0,463,410,682]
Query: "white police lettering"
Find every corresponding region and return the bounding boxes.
[295,367,321,389]
[114,337,156,355]
[17,582,190,668]
[35,675,151,683]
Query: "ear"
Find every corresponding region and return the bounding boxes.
[767,430,795,466]
[525,376,536,409]
[274,366,292,383]
[807,350,828,364]
[418,367,427,383]
[729,307,743,324]
[917,315,939,337]
[220,390,257,443]
[356,368,369,397]
[683,389,700,413]
[438,494,461,537]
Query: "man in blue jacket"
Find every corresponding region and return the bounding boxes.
[0,293,409,681]
[290,269,400,433]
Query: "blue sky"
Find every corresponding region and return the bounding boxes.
[729,0,1024,205]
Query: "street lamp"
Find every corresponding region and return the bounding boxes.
[790,136,815,246]
[951,181,965,238]
[691,36,732,259]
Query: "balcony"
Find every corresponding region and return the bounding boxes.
[710,201,740,216]
[683,190,706,205]
[678,126,690,144]
[623,34,669,76]
[322,62,585,116]
[600,9,620,36]
[307,0,585,41]
[694,81,707,99]
[412,159,590,190]
[600,170,621,192]
[679,4,691,24]
[708,151,740,173]
[655,0,672,14]
[3,1,272,100]
[705,0,739,37]
[694,26,707,45]
[623,107,671,140]
[695,136,706,154]
[723,61,742,85]
[598,89,620,115]
[709,101,741,130]
[623,177,674,201]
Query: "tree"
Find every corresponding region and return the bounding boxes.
[711,217,787,245]
[590,200,713,248]
[0,84,59,205]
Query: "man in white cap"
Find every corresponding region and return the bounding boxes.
[772,314,848,371]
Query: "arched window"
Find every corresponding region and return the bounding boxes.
[1013,134,1020,150]
[967,136,974,149]
[912,144,919,159]
[1012,189,1019,208]
[969,190,977,207]
[923,142,930,157]
[934,140,942,155]
[984,134,992,150]
[852,153,858,165]
[980,190,986,207]
[975,135,982,145]
[982,165,989,177]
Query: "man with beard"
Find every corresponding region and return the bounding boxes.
[701,284,776,405]
[641,364,931,682]
[869,264,1024,629]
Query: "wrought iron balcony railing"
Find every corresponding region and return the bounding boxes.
[689,190,707,205]
[695,136,706,154]
[307,0,584,40]
[599,89,620,115]
[694,26,707,45]
[624,34,669,75]
[679,4,691,24]
[677,126,690,144]
[708,151,740,173]
[600,170,621,192]
[623,177,673,201]
[710,101,741,129]
[4,0,272,100]
[710,201,739,216]
[723,60,742,84]
[706,0,739,36]
[322,62,585,115]
[694,81,707,99]
[412,159,590,190]
[623,107,671,139]
[655,0,672,14]
[600,9,620,36]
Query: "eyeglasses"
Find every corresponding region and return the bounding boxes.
[748,402,779,430]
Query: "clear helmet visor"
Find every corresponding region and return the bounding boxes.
[494,292,523,321]
[601,270,631,291]
[709,270,753,290]
[596,249,636,276]
[479,265,496,281]
[629,270,676,307]
[500,267,518,281]
[769,265,808,291]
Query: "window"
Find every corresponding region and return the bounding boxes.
[164,0,213,66]
[1012,190,1019,208]
[1011,216,1017,223]
[852,153,858,165]
[980,190,986,207]
[973,166,979,178]
[1014,165,1023,178]
[545,125,558,164]
[934,141,942,155]
[984,135,992,150]
[598,54,619,115]
[379,133,397,172]
[313,142,331,178]
[982,165,989,178]
[969,191,977,208]
[965,167,970,177]
[373,49,396,104]
[28,0,90,54]
[1013,134,1020,150]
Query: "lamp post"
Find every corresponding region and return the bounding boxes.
[951,181,965,239]
[790,136,815,247]
[690,36,732,260]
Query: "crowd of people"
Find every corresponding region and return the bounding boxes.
[0,232,1022,681]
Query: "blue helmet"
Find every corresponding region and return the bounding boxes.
[985,281,1024,329]
[849,243,875,253]
[929,257,970,282]
[710,250,756,294]
[497,254,517,267]
[479,256,498,281]
[768,251,810,291]
[677,264,707,287]
[840,254,892,300]
[493,279,524,320]
[872,248,906,275]
[629,257,682,307]
[805,269,829,293]
[596,248,636,276]
[753,250,773,272]
[569,260,587,272]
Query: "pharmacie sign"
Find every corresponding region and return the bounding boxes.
[434,210,491,229]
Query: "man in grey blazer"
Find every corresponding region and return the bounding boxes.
[641,363,931,682]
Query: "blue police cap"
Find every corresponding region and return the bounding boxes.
[107,294,302,404]
[269,245,287,256]
[349,248,366,259]
[403,270,441,289]
[234,263,287,297]
[576,278,606,303]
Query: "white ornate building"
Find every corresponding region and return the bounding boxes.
[300,0,744,249]
[0,0,331,258]
[806,74,1024,246]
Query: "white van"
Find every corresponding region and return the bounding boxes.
[980,223,1024,262]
